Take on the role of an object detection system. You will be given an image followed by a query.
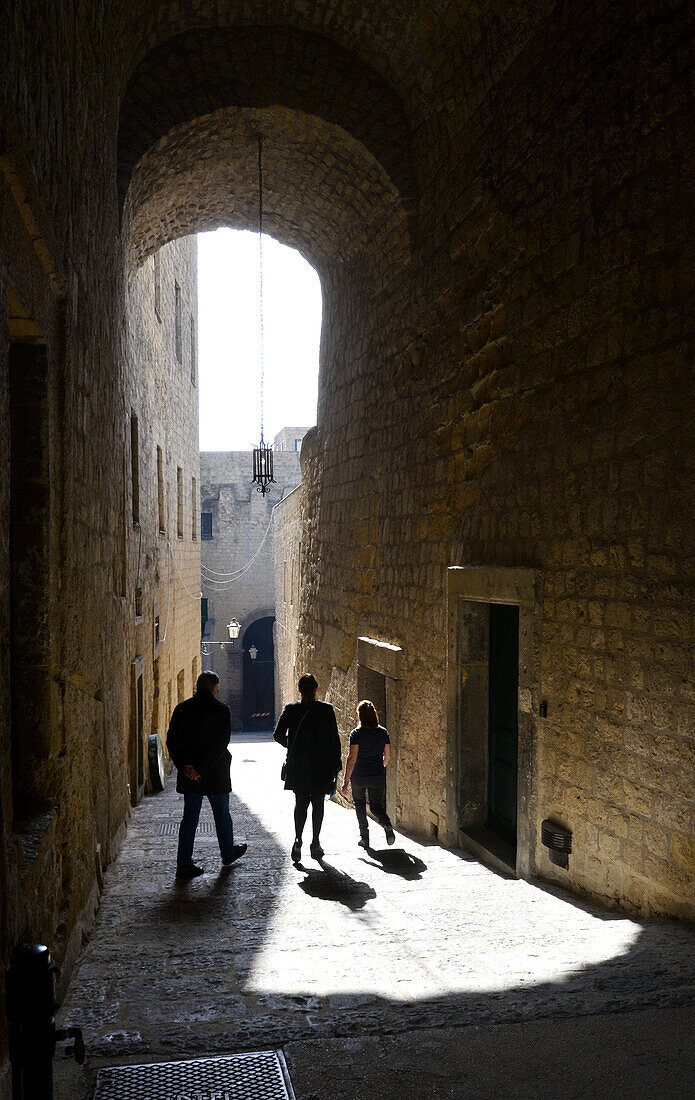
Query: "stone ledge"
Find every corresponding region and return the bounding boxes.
[447,566,539,608]
[357,636,405,680]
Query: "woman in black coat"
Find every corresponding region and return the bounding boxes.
[274,673,342,862]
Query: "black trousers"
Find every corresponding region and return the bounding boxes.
[350,777,392,838]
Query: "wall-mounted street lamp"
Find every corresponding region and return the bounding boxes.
[227,619,241,641]
[248,645,258,661]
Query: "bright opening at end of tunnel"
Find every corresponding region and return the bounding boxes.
[197,227,321,451]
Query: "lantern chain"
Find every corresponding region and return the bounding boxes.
[258,136,265,446]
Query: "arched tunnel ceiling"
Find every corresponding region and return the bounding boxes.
[116,1,444,108]
[123,107,412,278]
[117,25,418,218]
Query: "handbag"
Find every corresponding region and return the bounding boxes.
[281,709,309,783]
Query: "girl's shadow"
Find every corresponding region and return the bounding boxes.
[297,859,376,911]
[360,847,427,881]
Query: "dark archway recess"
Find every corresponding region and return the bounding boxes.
[242,617,275,731]
[117,25,417,217]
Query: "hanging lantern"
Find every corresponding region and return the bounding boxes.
[251,135,276,497]
[252,441,274,495]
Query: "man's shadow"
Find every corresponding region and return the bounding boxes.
[359,847,427,881]
[297,859,376,911]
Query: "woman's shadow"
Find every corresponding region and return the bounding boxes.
[297,859,377,911]
[359,846,427,881]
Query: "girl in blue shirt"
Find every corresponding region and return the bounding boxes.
[341,700,395,849]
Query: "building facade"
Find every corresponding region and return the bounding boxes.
[126,237,202,788]
[200,443,305,729]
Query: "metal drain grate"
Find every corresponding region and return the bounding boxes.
[158,821,216,836]
[94,1050,295,1100]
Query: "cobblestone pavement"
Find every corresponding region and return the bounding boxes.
[59,736,695,1083]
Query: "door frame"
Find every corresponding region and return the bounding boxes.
[445,566,542,878]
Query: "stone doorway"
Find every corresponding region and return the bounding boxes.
[446,567,541,878]
[242,616,275,730]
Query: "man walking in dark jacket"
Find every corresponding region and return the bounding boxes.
[166,670,247,879]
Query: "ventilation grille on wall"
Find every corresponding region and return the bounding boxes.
[541,818,572,869]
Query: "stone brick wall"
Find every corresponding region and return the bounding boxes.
[286,2,695,920]
[274,483,304,709]
[125,235,202,777]
[200,451,302,726]
[0,23,200,1078]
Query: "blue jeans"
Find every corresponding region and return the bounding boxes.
[177,791,235,869]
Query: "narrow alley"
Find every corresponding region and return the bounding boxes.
[57,736,695,1098]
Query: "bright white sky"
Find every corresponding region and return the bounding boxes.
[197,228,322,451]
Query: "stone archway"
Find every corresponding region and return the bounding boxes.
[241,615,276,731]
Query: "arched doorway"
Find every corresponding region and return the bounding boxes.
[242,617,275,731]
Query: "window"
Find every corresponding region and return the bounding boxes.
[177,467,183,537]
[157,445,165,533]
[130,411,139,524]
[201,511,213,539]
[174,281,182,361]
[295,438,302,451]
[190,315,197,386]
[191,477,197,539]
[201,598,208,635]
[153,252,161,320]
[177,668,185,704]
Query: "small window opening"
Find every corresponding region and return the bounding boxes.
[177,668,185,703]
[190,315,197,386]
[130,411,139,524]
[177,467,183,538]
[153,252,161,320]
[157,445,165,533]
[201,511,213,540]
[191,477,197,540]
[174,281,182,361]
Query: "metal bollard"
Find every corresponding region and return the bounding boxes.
[6,943,84,1100]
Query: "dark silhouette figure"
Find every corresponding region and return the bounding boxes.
[167,670,247,878]
[274,673,342,862]
[342,699,395,848]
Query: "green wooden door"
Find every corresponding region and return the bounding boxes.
[487,604,519,839]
